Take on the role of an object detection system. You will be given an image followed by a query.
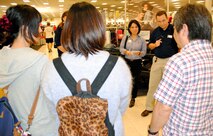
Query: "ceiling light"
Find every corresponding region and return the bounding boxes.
[151,4,158,6]
[59,5,64,7]
[23,0,30,2]
[102,3,107,5]
[59,0,64,2]
[43,3,49,5]
[173,2,180,5]
[0,5,7,8]
[197,0,204,3]
[91,0,97,2]
[10,3,17,5]
[111,5,116,7]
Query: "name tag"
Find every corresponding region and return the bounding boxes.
[167,35,173,38]
[128,39,132,43]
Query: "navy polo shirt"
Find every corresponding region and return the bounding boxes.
[148,24,178,58]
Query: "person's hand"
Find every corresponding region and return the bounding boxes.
[132,51,142,56]
[125,50,132,56]
[155,39,162,47]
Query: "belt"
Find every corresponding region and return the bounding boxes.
[154,56,170,62]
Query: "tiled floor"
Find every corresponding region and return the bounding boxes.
[38,44,153,136]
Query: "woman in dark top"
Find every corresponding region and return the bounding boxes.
[54,11,68,57]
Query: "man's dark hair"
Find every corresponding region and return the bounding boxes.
[174,4,212,41]
[156,10,167,18]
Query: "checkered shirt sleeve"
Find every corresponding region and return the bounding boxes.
[154,40,213,135]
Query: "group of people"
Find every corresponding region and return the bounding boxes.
[0,1,212,136]
[120,3,213,136]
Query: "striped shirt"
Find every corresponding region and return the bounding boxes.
[154,40,213,136]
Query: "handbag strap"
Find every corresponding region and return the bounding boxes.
[124,35,129,49]
[3,85,40,131]
[26,88,40,131]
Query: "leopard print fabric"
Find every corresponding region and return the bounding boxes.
[56,96,109,136]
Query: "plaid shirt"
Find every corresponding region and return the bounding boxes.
[154,40,213,136]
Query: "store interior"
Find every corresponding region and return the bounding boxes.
[0,0,212,136]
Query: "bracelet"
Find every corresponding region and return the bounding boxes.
[148,129,158,135]
[148,125,158,135]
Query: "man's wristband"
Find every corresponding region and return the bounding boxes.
[148,125,158,135]
[148,129,158,135]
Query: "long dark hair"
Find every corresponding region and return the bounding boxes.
[61,2,105,58]
[0,4,42,45]
[58,11,68,28]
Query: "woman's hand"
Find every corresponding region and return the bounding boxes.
[124,50,132,56]
[132,51,142,56]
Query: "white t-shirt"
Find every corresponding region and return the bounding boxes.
[44,26,53,38]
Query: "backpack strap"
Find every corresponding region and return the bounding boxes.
[53,55,118,95]
[91,55,118,95]
[53,58,77,95]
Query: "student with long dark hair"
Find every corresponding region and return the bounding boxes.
[0,5,57,135]
[41,2,131,136]
[54,11,68,57]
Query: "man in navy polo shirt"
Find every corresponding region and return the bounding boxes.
[141,10,178,117]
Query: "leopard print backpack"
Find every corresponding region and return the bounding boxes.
[57,79,108,135]
[53,55,118,136]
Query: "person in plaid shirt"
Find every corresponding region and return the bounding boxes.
[148,4,213,136]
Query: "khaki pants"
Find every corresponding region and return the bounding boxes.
[145,56,169,111]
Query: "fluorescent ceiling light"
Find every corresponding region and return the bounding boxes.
[91,0,97,2]
[0,5,7,8]
[102,3,107,5]
[23,0,30,2]
[10,3,17,5]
